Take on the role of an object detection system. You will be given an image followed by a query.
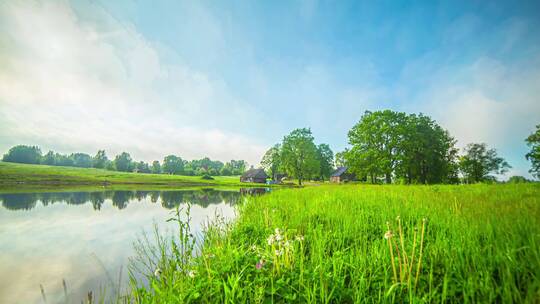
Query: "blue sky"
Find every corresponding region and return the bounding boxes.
[1,0,539,178]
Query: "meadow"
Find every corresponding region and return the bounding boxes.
[0,161,253,189]
[130,184,540,303]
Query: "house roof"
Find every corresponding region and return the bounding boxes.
[331,167,348,177]
[241,168,268,179]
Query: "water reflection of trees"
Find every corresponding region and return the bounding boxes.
[0,189,250,211]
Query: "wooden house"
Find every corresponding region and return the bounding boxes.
[240,168,268,183]
[330,167,355,183]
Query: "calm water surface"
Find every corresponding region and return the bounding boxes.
[0,188,261,304]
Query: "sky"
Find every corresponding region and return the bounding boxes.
[1,0,539,178]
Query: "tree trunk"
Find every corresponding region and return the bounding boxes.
[385,172,392,184]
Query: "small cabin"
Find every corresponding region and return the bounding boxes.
[330,167,355,183]
[240,168,268,183]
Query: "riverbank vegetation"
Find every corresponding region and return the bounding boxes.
[130,184,540,303]
[0,161,256,188]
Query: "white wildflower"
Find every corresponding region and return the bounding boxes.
[154,268,162,277]
[295,235,305,241]
[384,230,393,240]
[267,235,275,245]
[275,249,283,256]
[187,270,196,278]
[250,245,258,251]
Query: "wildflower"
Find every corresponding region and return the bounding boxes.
[154,268,162,277]
[250,245,258,251]
[267,235,275,245]
[256,259,265,270]
[274,228,283,241]
[187,270,196,278]
[295,235,305,241]
[283,240,292,249]
[384,230,393,240]
[275,249,283,256]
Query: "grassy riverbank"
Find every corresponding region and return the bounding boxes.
[0,161,261,189]
[131,184,540,303]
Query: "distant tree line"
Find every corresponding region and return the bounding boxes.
[261,110,539,184]
[1,146,247,176]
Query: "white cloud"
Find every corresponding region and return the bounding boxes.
[0,1,266,164]
[402,55,540,179]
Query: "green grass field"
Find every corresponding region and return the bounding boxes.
[130,184,540,303]
[0,161,259,189]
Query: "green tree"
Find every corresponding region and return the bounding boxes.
[2,145,42,164]
[220,166,233,176]
[135,161,151,173]
[227,160,247,175]
[41,150,56,165]
[346,110,459,184]
[525,124,540,179]
[151,160,161,174]
[334,149,349,168]
[347,110,406,183]
[281,128,320,185]
[261,144,282,181]
[397,114,459,184]
[316,143,334,180]
[162,155,184,175]
[55,153,73,167]
[93,150,109,169]
[114,152,133,172]
[70,153,92,168]
[459,143,511,183]
[507,176,530,183]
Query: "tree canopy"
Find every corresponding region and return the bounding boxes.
[345,110,458,184]
[281,128,321,185]
[525,124,540,179]
[261,144,282,181]
[459,143,511,183]
[2,145,42,164]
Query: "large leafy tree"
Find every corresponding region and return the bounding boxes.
[162,155,184,175]
[346,110,459,184]
[347,110,407,183]
[93,150,109,169]
[114,152,134,172]
[525,124,540,179]
[261,144,282,181]
[151,160,162,174]
[316,143,334,180]
[397,114,459,184]
[2,145,42,164]
[280,128,320,185]
[459,143,511,183]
